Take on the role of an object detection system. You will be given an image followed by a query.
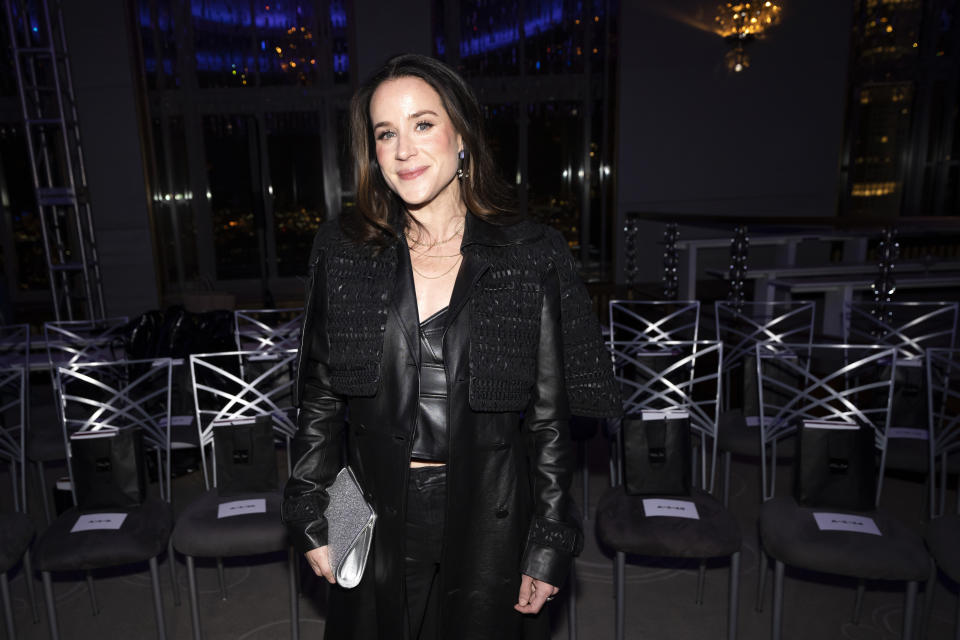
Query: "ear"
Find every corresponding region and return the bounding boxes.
[457,134,464,154]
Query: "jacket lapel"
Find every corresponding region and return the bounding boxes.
[391,241,421,366]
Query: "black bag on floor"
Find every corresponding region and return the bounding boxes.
[794,420,876,511]
[70,427,147,511]
[213,414,278,496]
[623,411,692,496]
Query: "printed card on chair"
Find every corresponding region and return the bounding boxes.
[642,498,699,519]
[217,498,266,518]
[71,513,127,532]
[813,512,882,535]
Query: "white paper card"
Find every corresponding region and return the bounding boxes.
[70,427,119,440]
[160,415,194,427]
[641,409,689,421]
[813,512,881,536]
[745,416,761,427]
[71,513,128,532]
[643,498,700,520]
[803,420,859,430]
[217,499,266,519]
[888,427,929,440]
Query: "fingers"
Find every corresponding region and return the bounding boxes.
[514,576,559,615]
[304,546,336,584]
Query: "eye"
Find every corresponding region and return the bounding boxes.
[376,130,395,141]
[415,120,434,132]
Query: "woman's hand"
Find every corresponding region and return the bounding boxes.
[305,546,336,584]
[514,574,558,614]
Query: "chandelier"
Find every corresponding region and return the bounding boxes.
[714,2,783,72]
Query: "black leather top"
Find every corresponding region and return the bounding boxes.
[411,307,449,461]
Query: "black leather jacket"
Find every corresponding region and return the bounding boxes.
[283,213,620,640]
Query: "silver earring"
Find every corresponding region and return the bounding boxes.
[457,150,468,180]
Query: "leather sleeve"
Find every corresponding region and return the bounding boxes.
[519,264,583,587]
[282,243,347,554]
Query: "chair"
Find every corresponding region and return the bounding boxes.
[174,349,299,640]
[29,317,130,523]
[34,358,175,640]
[755,343,930,640]
[596,339,742,640]
[0,360,40,638]
[714,301,816,505]
[922,348,960,640]
[844,302,959,479]
[233,308,304,353]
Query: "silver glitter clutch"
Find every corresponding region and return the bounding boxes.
[324,466,376,589]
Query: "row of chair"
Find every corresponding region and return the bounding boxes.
[595,298,960,640]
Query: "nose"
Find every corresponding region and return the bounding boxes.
[395,133,416,160]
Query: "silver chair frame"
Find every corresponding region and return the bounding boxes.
[844,301,959,359]
[233,308,304,353]
[925,348,960,518]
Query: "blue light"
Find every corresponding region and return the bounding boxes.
[535,60,540,70]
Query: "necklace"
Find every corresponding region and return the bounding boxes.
[406,217,465,248]
[407,243,462,259]
[410,254,463,279]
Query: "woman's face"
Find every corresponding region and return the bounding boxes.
[370,76,464,212]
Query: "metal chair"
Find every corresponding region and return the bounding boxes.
[0,360,40,638]
[233,308,304,353]
[35,358,175,640]
[174,349,299,640]
[714,301,816,505]
[844,302,959,479]
[755,343,930,640]
[922,347,960,640]
[30,317,130,523]
[596,339,741,640]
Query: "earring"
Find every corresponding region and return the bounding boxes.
[457,149,468,180]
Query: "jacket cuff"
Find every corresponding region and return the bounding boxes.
[520,516,583,587]
[281,495,329,553]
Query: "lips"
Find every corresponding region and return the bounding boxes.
[397,166,428,181]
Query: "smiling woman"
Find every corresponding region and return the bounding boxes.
[282,53,621,640]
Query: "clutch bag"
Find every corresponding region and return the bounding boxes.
[324,466,376,589]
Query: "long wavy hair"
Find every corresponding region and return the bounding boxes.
[343,54,517,247]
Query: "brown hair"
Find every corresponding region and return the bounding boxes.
[343,54,517,247]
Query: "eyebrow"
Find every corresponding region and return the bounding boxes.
[373,110,439,130]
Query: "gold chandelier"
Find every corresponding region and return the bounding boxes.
[714,2,783,72]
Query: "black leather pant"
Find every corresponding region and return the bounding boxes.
[404,465,446,640]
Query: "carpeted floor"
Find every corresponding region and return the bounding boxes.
[2,431,958,640]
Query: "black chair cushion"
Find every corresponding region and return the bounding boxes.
[760,496,929,581]
[925,515,960,583]
[717,410,795,459]
[172,489,286,558]
[35,498,173,572]
[0,512,35,573]
[595,486,741,558]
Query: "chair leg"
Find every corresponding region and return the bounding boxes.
[287,548,299,640]
[954,590,959,640]
[723,451,732,507]
[35,461,52,525]
[580,439,590,521]
[615,551,625,640]
[756,549,767,612]
[903,580,918,640]
[567,564,578,640]
[216,558,227,601]
[852,579,865,624]
[85,572,98,616]
[41,571,59,640]
[728,551,740,640]
[23,549,40,623]
[696,560,706,605]
[185,556,203,640]
[772,560,785,640]
[167,540,180,607]
[149,557,167,640]
[1,571,16,640]
[921,560,936,640]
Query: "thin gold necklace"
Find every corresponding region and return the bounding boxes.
[406,218,465,248]
[410,254,462,279]
[408,243,462,258]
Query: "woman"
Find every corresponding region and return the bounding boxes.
[283,54,620,640]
